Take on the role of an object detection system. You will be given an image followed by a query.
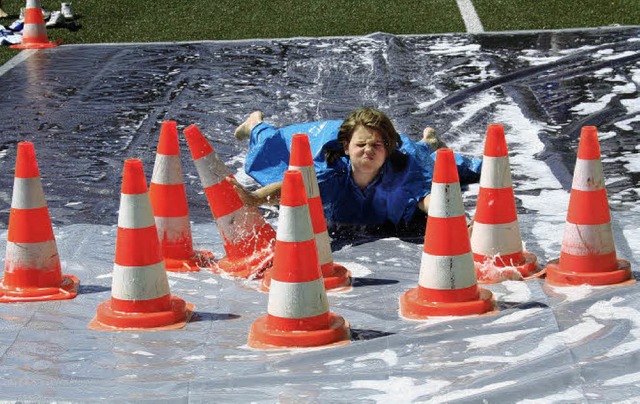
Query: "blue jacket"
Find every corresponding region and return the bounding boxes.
[245,120,481,226]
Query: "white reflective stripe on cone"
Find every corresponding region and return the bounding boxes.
[418,252,477,290]
[111,262,170,301]
[151,154,184,185]
[572,159,605,191]
[276,205,314,243]
[216,206,264,244]
[561,222,615,256]
[427,182,465,219]
[479,156,513,189]
[315,229,333,266]
[118,193,156,229]
[154,216,191,240]
[193,152,228,189]
[26,0,41,8]
[289,165,320,199]
[22,24,46,38]
[268,278,329,319]
[11,177,47,209]
[471,221,523,256]
[5,240,59,270]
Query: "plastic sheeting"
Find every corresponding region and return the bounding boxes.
[0,27,639,401]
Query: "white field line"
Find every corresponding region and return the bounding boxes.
[457,0,485,33]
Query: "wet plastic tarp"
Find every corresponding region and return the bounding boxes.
[0,27,639,402]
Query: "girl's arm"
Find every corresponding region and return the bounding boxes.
[227,177,282,207]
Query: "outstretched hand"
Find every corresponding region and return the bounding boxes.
[226,177,263,207]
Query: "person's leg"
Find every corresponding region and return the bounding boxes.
[421,127,447,151]
[234,111,264,140]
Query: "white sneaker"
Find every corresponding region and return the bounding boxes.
[61,3,74,19]
[46,10,63,27]
[42,7,51,20]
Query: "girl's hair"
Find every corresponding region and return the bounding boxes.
[325,107,403,165]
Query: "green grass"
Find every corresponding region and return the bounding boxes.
[1,0,639,67]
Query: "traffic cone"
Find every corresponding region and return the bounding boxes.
[90,159,191,330]
[183,124,276,279]
[400,149,494,319]
[261,134,351,292]
[248,170,350,349]
[11,0,62,50]
[0,142,79,302]
[471,124,539,283]
[149,120,214,272]
[545,126,632,286]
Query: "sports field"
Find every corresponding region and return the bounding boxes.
[1,0,639,66]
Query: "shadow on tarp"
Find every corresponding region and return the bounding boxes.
[190,312,241,322]
[350,328,395,341]
[78,284,111,294]
[351,277,399,288]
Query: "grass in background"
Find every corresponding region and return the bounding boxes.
[1,0,639,67]
[474,0,640,31]
[0,0,464,66]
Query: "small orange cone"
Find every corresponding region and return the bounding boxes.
[248,170,350,349]
[149,120,214,272]
[545,127,632,286]
[0,142,79,302]
[11,0,62,50]
[90,159,191,330]
[471,124,539,283]
[183,124,276,278]
[400,149,494,319]
[261,134,351,292]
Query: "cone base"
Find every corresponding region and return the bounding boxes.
[0,274,79,303]
[544,258,632,286]
[260,263,352,292]
[11,39,63,50]
[475,251,541,284]
[165,250,215,272]
[214,248,274,279]
[92,295,191,330]
[248,312,350,349]
[399,287,494,319]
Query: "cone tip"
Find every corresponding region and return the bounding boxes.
[15,141,40,178]
[577,126,601,160]
[289,134,313,166]
[433,149,460,184]
[484,124,508,157]
[157,120,180,155]
[183,124,214,159]
[122,159,148,194]
[280,170,308,207]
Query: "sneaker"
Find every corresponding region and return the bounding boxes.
[19,7,25,20]
[61,3,74,20]
[42,7,51,20]
[46,10,64,27]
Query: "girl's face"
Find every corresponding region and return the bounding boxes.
[344,126,388,177]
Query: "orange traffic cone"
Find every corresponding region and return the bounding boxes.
[0,142,79,302]
[183,124,276,279]
[471,124,539,283]
[149,120,214,272]
[261,134,351,292]
[400,149,494,319]
[545,127,632,286]
[248,170,350,349]
[11,0,62,50]
[90,159,191,330]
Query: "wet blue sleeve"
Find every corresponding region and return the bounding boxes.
[245,120,344,186]
[429,150,482,183]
